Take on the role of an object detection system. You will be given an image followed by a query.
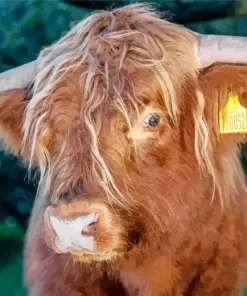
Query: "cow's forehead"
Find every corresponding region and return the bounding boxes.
[29,64,166,119]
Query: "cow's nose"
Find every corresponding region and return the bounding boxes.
[44,206,99,253]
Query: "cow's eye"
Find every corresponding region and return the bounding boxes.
[59,192,71,201]
[143,113,160,128]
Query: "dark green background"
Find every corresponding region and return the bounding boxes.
[1,1,247,295]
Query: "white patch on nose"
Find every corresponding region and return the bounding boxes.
[49,212,97,253]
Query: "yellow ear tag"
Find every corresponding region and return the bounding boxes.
[219,92,247,134]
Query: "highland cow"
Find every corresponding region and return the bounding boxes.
[1,3,247,296]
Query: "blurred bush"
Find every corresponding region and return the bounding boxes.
[0,0,92,72]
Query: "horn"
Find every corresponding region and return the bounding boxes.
[195,33,247,68]
[0,60,38,93]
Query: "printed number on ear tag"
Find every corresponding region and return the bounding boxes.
[219,92,247,134]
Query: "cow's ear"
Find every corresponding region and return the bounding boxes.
[0,87,31,161]
[199,63,247,152]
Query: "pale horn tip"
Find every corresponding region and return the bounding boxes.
[194,33,247,68]
[0,60,38,93]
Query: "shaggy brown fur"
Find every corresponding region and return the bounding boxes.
[1,3,247,296]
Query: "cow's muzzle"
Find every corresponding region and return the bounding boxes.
[44,198,128,262]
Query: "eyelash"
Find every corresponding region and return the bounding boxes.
[59,185,87,201]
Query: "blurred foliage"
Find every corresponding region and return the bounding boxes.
[0,219,26,296]
[1,0,247,295]
[0,0,92,72]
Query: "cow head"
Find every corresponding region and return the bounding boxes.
[1,4,247,263]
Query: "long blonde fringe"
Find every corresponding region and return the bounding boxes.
[21,3,219,209]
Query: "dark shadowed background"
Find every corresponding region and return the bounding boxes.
[1,0,247,295]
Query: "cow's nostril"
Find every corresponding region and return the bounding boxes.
[81,212,99,236]
[81,221,98,236]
